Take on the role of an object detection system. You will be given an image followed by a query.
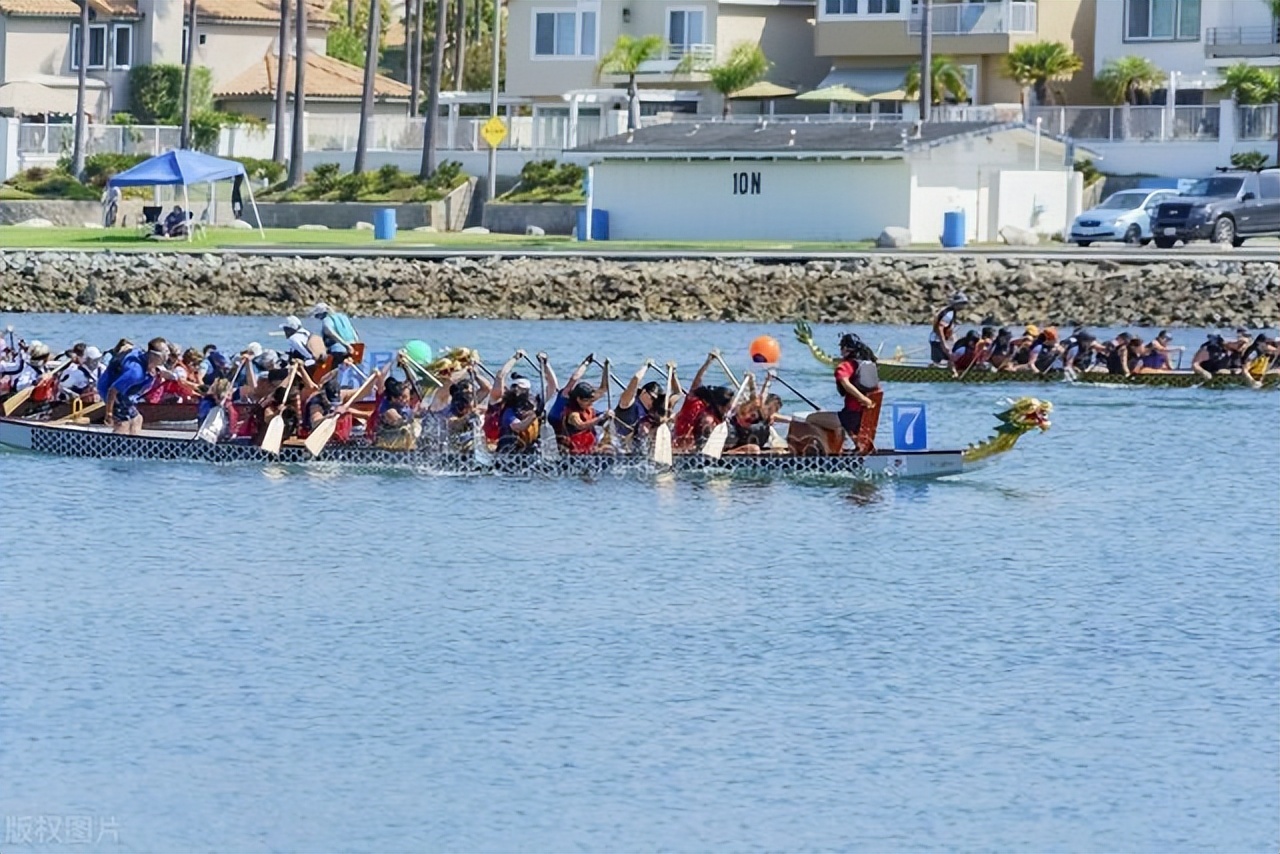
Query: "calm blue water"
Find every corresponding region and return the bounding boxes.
[2,314,1277,853]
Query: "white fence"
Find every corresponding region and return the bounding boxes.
[1027,105,1222,142]
[304,114,604,154]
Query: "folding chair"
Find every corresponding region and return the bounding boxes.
[137,206,162,236]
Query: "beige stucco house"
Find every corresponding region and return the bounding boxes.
[0,0,402,125]
[813,0,1099,110]
[505,0,830,117]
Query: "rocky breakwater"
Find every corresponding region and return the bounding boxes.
[0,251,1276,327]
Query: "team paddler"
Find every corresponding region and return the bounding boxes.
[929,292,969,366]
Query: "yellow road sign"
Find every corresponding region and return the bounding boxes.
[481,116,507,148]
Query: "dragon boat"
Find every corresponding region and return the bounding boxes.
[0,398,1051,481]
[794,321,1279,389]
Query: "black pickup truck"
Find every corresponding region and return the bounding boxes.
[1151,169,1280,247]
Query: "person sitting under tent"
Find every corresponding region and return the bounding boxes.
[161,205,190,238]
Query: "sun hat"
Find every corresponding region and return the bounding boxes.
[281,315,302,331]
[310,303,330,318]
[1024,324,1040,338]
[511,377,533,392]
[28,340,49,359]
[84,346,102,361]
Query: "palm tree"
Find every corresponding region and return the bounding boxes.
[706,43,770,118]
[286,0,307,188]
[905,56,969,104]
[180,0,198,148]
[407,0,421,116]
[70,0,89,179]
[1220,61,1280,105]
[598,34,665,130]
[1095,56,1163,105]
[354,0,381,174]
[420,0,447,177]
[272,0,291,162]
[452,0,466,90]
[1001,41,1083,107]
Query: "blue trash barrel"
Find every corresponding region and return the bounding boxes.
[374,208,397,240]
[941,210,966,248]
[576,208,609,241]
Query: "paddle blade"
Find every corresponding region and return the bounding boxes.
[304,416,337,457]
[652,423,673,467]
[472,417,493,465]
[260,414,285,455]
[539,421,560,460]
[2,386,33,416]
[195,407,226,443]
[701,422,728,459]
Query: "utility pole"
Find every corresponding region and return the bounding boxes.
[180,0,198,148]
[272,0,290,162]
[919,0,932,124]
[486,0,500,199]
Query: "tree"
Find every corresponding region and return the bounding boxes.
[598,34,665,130]
[328,0,389,66]
[287,0,308,187]
[705,43,770,118]
[1001,41,1083,107]
[273,0,291,163]
[905,56,969,104]
[180,0,198,148]
[1220,62,1280,105]
[1095,56,1163,105]
[70,0,90,179]
[452,0,466,90]
[353,0,381,174]
[407,0,422,116]
[420,0,447,177]
[1230,150,1269,170]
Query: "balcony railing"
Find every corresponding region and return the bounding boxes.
[1205,24,1280,57]
[907,1,1036,35]
[303,114,604,153]
[1027,105,1221,141]
[1237,104,1279,141]
[637,43,715,73]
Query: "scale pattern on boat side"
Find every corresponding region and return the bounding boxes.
[24,423,922,479]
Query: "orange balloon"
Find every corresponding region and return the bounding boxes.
[749,335,781,364]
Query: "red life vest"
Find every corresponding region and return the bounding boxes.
[564,412,597,454]
[675,397,708,441]
[31,373,58,404]
[483,402,502,443]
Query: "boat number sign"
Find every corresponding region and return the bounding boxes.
[732,171,762,196]
[890,402,928,452]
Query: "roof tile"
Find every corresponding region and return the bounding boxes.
[214,51,412,101]
[0,0,137,17]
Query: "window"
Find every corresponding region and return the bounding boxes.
[958,64,978,102]
[825,0,858,13]
[1259,172,1279,201]
[667,8,705,55]
[866,0,901,13]
[533,6,598,57]
[181,27,208,62]
[113,24,132,69]
[70,24,108,70]
[1126,0,1200,41]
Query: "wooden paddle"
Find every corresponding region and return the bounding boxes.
[651,362,676,467]
[304,369,380,458]
[2,357,70,417]
[51,397,105,425]
[195,359,247,443]
[260,364,299,455]
[523,354,561,461]
[701,374,752,460]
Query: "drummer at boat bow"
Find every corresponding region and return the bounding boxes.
[806,334,881,453]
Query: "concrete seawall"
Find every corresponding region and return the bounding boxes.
[0,251,1275,327]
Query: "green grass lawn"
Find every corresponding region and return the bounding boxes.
[0,226,881,253]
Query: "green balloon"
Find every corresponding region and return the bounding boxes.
[404,339,432,365]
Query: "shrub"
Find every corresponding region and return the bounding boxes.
[309,163,342,195]
[236,157,286,184]
[81,153,147,189]
[4,168,99,200]
[334,171,374,201]
[128,64,212,123]
[502,159,586,202]
[1229,151,1269,171]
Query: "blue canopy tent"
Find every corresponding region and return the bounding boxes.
[107,149,264,239]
